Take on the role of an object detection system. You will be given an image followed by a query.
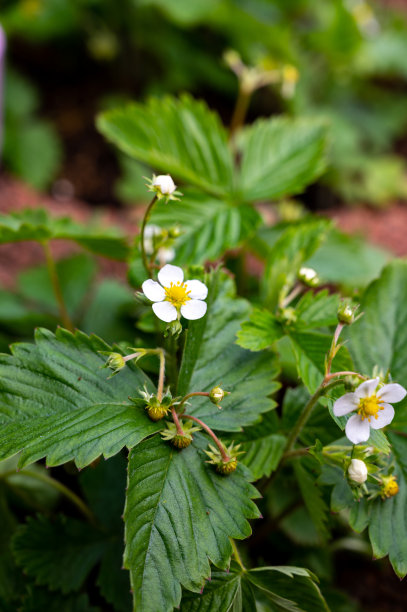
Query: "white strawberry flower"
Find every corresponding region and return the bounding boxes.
[333,377,407,444]
[142,264,207,323]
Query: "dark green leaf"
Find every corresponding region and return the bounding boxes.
[238,117,327,202]
[97,95,234,198]
[12,515,105,593]
[20,587,99,612]
[180,563,244,612]
[293,460,329,539]
[124,434,260,612]
[0,328,159,468]
[178,271,280,431]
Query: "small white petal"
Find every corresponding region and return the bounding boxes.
[153,175,176,195]
[184,280,208,300]
[345,414,371,444]
[355,378,380,399]
[158,264,184,288]
[159,247,175,263]
[181,300,207,320]
[152,301,178,322]
[369,403,395,429]
[377,383,407,404]
[142,279,165,302]
[333,393,359,417]
[144,224,161,239]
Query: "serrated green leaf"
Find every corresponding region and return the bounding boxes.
[124,434,260,612]
[247,566,330,612]
[294,291,340,330]
[180,562,244,612]
[290,331,353,394]
[293,460,329,539]
[0,328,159,468]
[236,308,284,351]
[0,208,129,260]
[232,412,286,480]
[177,271,280,431]
[367,433,407,578]
[97,95,234,198]
[238,117,327,202]
[12,515,105,593]
[150,190,261,265]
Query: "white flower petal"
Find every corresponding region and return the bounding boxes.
[152,301,178,322]
[355,378,380,399]
[153,175,176,195]
[181,300,207,320]
[158,264,183,287]
[377,383,407,404]
[184,280,208,300]
[345,414,371,444]
[142,279,165,302]
[333,393,359,417]
[159,247,175,263]
[369,403,395,429]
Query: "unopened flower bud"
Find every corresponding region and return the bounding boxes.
[209,386,229,406]
[348,458,368,485]
[102,352,126,377]
[337,301,358,325]
[381,475,399,499]
[153,174,176,195]
[165,319,183,339]
[298,267,319,288]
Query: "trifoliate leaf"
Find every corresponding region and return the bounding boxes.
[238,117,328,202]
[0,328,159,468]
[0,208,129,260]
[124,434,260,612]
[97,94,234,198]
[178,271,280,431]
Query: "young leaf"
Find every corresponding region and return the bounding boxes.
[151,190,261,265]
[238,117,328,202]
[0,328,159,469]
[294,291,340,330]
[178,272,280,431]
[236,308,284,351]
[0,208,129,260]
[97,94,234,198]
[124,434,260,612]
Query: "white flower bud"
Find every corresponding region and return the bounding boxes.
[152,175,176,196]
[348,458,368,484]
[298,267,319,287]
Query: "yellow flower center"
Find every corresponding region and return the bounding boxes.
[381,475,399,499]
[164,282,191,307]
[357,395,385,421]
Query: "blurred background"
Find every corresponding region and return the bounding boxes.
[1,0,407,209]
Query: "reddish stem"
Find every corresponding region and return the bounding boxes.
[182,414,229,462]
[171,407,184,435]
[324,371,368,383]
[178,391,210,414]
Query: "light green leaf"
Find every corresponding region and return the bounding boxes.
[178,272,280,431]
[151,190,261,265]
[294,291,340,330]
[238,117,327,202]
[97,95,234,198]
[0,208,129,260]
[236,309,284,351]
[0,328,159,468]
[12,515,105,593]
[124,434,260,612]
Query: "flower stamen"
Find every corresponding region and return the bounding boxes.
[164,282,191,307]
[357,395,385,421]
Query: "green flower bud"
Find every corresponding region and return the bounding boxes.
[337,301,359,325]
[209,386,229,406]
[165,319,183,339]
[101,352,126,378]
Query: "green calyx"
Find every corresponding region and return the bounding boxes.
[161,421,200,449]
[205,441,243,475]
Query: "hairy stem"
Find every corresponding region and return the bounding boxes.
[171,407,184,435]
[42,241,74,332]
[182,414,229,462]
[229,85,251,139]
[324,371,367,382]
[4,469,94,523]
[325,322,344,376]
[280,283,304,309]
[157,349,165,402]
[178,391,210,414]
[140,194,158,277]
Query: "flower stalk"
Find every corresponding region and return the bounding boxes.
[182,414,230,462]
[140,195,158,277]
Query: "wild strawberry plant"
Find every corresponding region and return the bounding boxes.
[0,91,405,612]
